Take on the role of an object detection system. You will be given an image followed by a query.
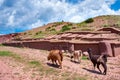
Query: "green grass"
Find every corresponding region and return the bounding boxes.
[0,51,14,56]
[28,60,44,72]
[103,24,109,27]
[45,68,59,75]
[77,22,87,28]
[0,44,4,46]
[78,26,94,31]
[29,60,41,66]
[33,33,45,38]
[82,56,88,60]
[0,51,22,61]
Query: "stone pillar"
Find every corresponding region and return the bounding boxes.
[99,41,113,57]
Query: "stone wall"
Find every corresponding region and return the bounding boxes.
[0,33,19,43]
[4,40,120,57]
[111,43,120,57]
[98,27,120,34]
[74,43,100,55]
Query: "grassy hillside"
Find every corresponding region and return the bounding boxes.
[18,15,120,39]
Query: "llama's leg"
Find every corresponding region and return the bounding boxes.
[52,59,54,64]
[93,63,96,70]
[78,57,80,63]
[74,55,76,62]
[78,56,81,63]
[77,55,79,62]
[71,55,73,61]
[79,54,82,63]
[102,63,107,75]
[58,59,62,69]
[55,60,58,65]
[97,63,102,73]
[74,57,75,62]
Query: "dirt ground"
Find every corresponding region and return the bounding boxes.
[0,46,120,80]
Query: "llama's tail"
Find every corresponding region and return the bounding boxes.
[102,54,107,62]
[59,50,63,61]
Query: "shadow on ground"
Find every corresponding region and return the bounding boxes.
[47,62,59,68]
[70,60,80,64]
[82,68,103,75]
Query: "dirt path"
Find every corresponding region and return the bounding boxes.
[0,46,120,80]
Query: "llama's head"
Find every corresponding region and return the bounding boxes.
[87,48,92,53]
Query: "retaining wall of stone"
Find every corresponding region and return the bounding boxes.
[4,40,120,57]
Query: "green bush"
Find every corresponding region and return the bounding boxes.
[61,25,71,32]
[50,28,56,31]
[103,24,108,27]
[36,31,42,35]
[45,27,51,31]
[85,18,94,23]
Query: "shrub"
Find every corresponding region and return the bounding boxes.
[45,27,51,31]
[24,32,27,35]
[85,18,94,23]
[103,24,109,27]
[61,25,71,32]
[36,31,42,35]
[77,22,87,27]
[50,28,56,31]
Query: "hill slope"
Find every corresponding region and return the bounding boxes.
[16,15,120,39]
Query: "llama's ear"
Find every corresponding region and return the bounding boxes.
[87,48,92,51]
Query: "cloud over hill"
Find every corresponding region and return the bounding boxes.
[0,0,120,34]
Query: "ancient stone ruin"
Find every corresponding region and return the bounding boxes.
[1,27,120,57]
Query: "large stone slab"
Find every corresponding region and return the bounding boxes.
[99,41,113,56]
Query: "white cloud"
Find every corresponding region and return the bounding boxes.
[29,20,43,29]
[0,0,4,5]
[0,0,120,34]
[105,0,116,6]
[7,10,16,26]
[69,15,83,22]
[116,9,120,14]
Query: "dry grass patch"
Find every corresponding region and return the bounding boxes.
[61,72,89,80]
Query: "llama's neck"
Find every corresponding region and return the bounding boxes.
[88,51,92,60]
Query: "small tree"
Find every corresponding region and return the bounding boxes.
[61,25,71,32]
[85,18,94,23]
[62,20,64,22]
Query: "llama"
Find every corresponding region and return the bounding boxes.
[71,50,83,63]
[87,48,107,75]
[47,49,63,69]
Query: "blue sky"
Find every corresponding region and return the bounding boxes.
[0,0,120,34]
